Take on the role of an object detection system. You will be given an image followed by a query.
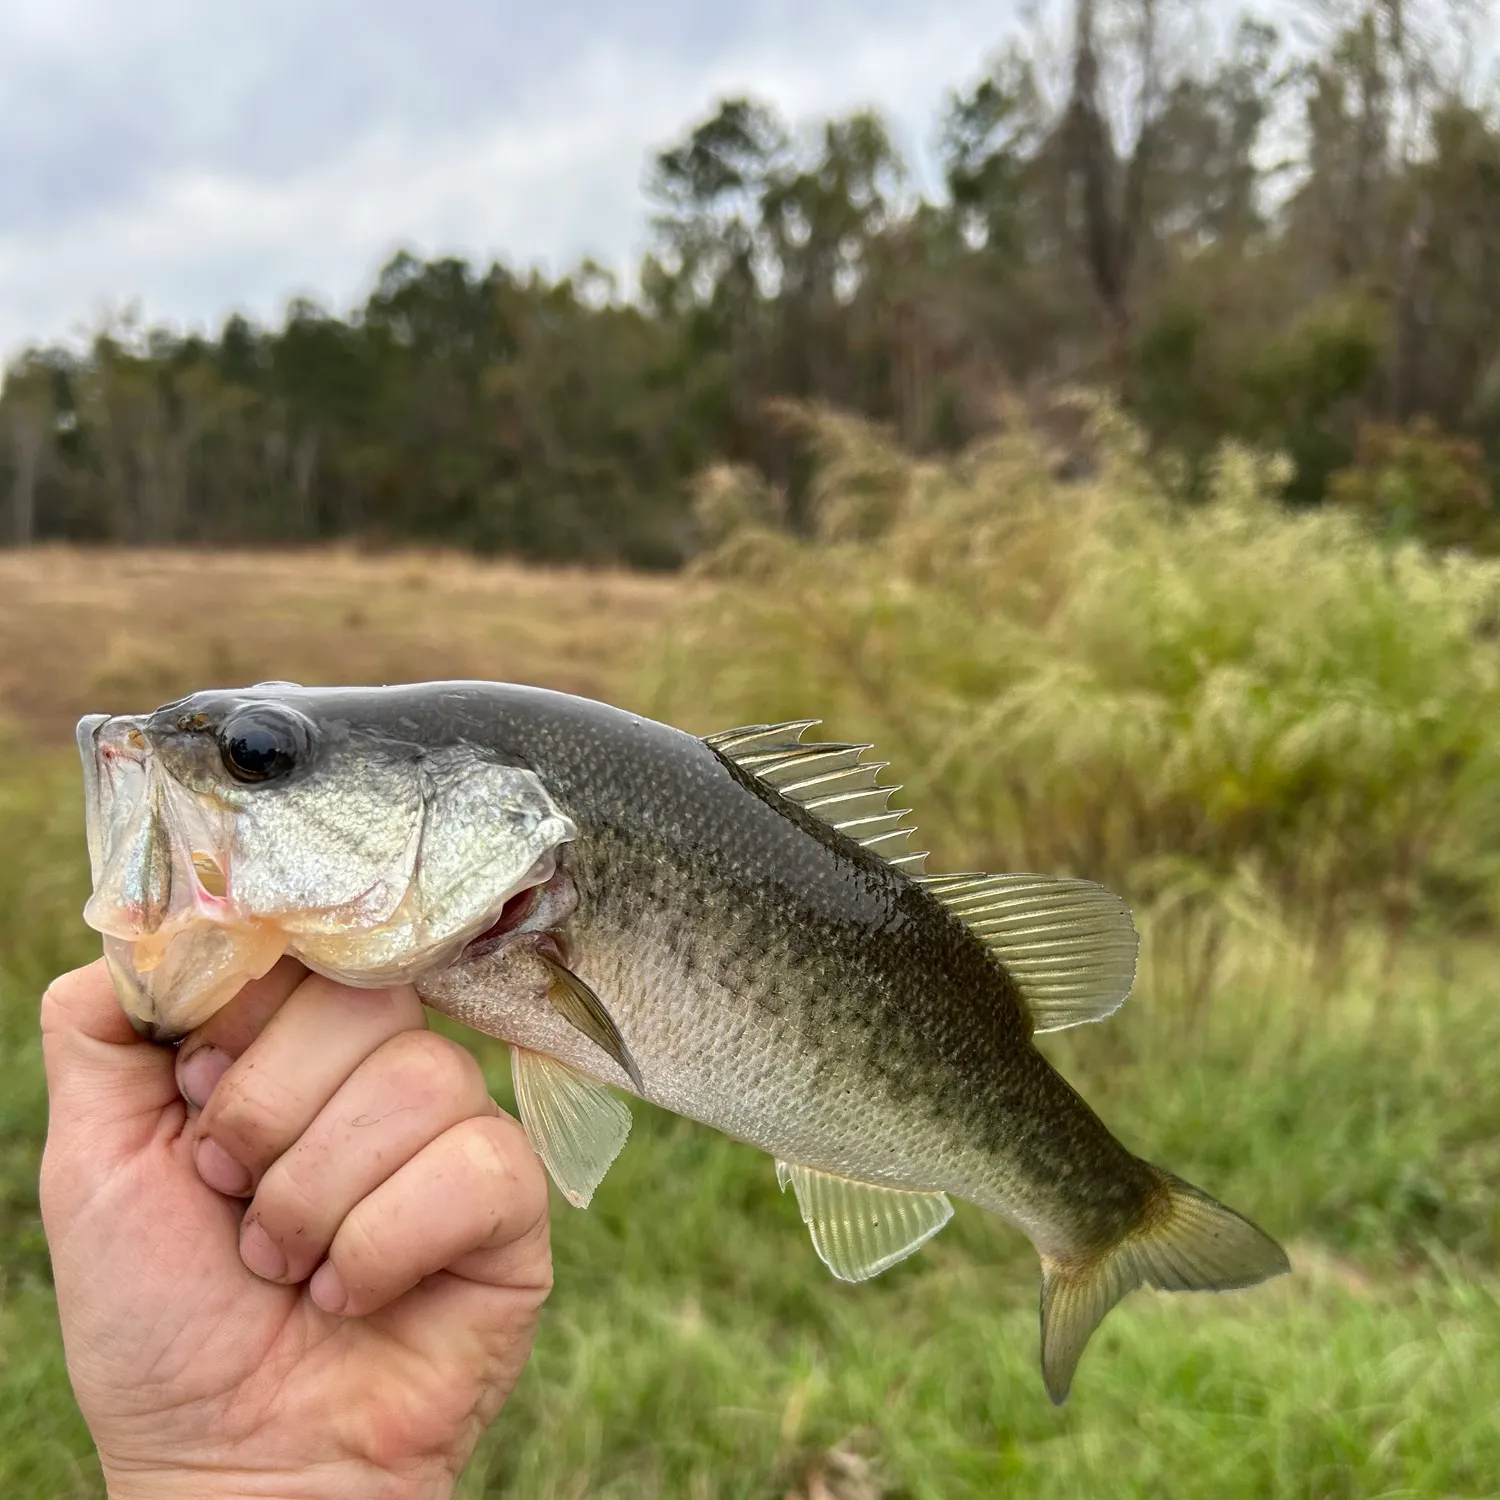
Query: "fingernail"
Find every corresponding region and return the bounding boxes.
[240,1220,287,1282]
[178,1046,232,1109]
[310,1261,347,1315]
[195,1136,252,1197]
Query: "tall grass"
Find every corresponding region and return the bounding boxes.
[649,399,1500,1003]
[0,753,93,1294]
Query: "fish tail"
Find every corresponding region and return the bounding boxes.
[1038,1166,1290,1404]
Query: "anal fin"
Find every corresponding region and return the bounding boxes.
[511,1048,632,1208]
[776,1161,952,1281]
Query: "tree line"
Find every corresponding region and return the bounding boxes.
[4,0,1499,565]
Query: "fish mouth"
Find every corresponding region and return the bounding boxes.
[77,713,111,881]
[77,709,578,1042]
[79,711,291,1040]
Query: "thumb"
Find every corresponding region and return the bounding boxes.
[40,957,180,1168]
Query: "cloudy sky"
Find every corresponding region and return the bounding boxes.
[0,0,1021,360]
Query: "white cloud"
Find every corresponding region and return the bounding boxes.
[0,0,1020,360]
[0,0,1012,361]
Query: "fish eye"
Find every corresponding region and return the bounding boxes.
[217,706,310,785]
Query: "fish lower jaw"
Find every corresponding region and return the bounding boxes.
[103,921,289,1041]
[95,846,577,1043]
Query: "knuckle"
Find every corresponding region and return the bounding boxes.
[248,1156,326,1245]
[318,978,423,1031]
[201,1066,292,1162]
[38,980,67,1033]
[330,1200,387,1287]
[455,1115,515,1179]
[377,1029,482,1105]
[39,967,94,1035]
[376,982,424,1022]
[456,1116,548,1230]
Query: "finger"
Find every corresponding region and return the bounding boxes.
[309,1112,550,1319]
[195,972,427,1197]
[40,958,178,1166]
[175,955,309,1109]
[240,1029,498,1284]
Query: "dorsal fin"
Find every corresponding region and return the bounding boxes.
[703,725,1136,1031]
[914,872,1138,1031]
[704,721,928,872]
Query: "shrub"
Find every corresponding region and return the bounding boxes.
[1328,416,1497,553]
[645,396,1500,999]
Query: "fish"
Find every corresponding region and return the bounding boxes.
[77,680,1289,1402]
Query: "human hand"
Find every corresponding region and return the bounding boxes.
[40,957,552,1500]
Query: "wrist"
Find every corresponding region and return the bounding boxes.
[103,1461,456,1500]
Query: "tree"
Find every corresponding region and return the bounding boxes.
[3,1,1497,558]
[0,358,55,545]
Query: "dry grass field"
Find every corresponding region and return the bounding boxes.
[0,546,689,748]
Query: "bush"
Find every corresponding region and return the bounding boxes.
[646,397,1500,997]
[1328,416,1497,553]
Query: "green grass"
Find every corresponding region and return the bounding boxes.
[3,757,1499,1497]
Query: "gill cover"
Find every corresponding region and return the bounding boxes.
[77,691,578,1037]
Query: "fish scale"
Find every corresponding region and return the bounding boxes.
[77,679,1289,1401]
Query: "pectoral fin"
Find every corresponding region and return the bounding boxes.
[511,1048,633,1208]
[539,953,644,1091]
[776,1161,953,1281]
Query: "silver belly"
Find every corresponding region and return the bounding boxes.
[417,922,1008,1213]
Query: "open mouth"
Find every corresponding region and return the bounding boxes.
[79,712,288,1038]
[79,706,581,1039]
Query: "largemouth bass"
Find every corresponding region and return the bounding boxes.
[77,680,1288,1401]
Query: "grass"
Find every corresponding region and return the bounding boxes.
[0,545,687,746]
[2,536,1499,1497]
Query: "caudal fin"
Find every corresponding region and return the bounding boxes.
[1038,1168,1290,1404]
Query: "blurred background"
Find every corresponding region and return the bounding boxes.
[2,0,1499,1495]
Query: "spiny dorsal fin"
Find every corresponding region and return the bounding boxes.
[704,721,928,873]
[914,872,1138,1032]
